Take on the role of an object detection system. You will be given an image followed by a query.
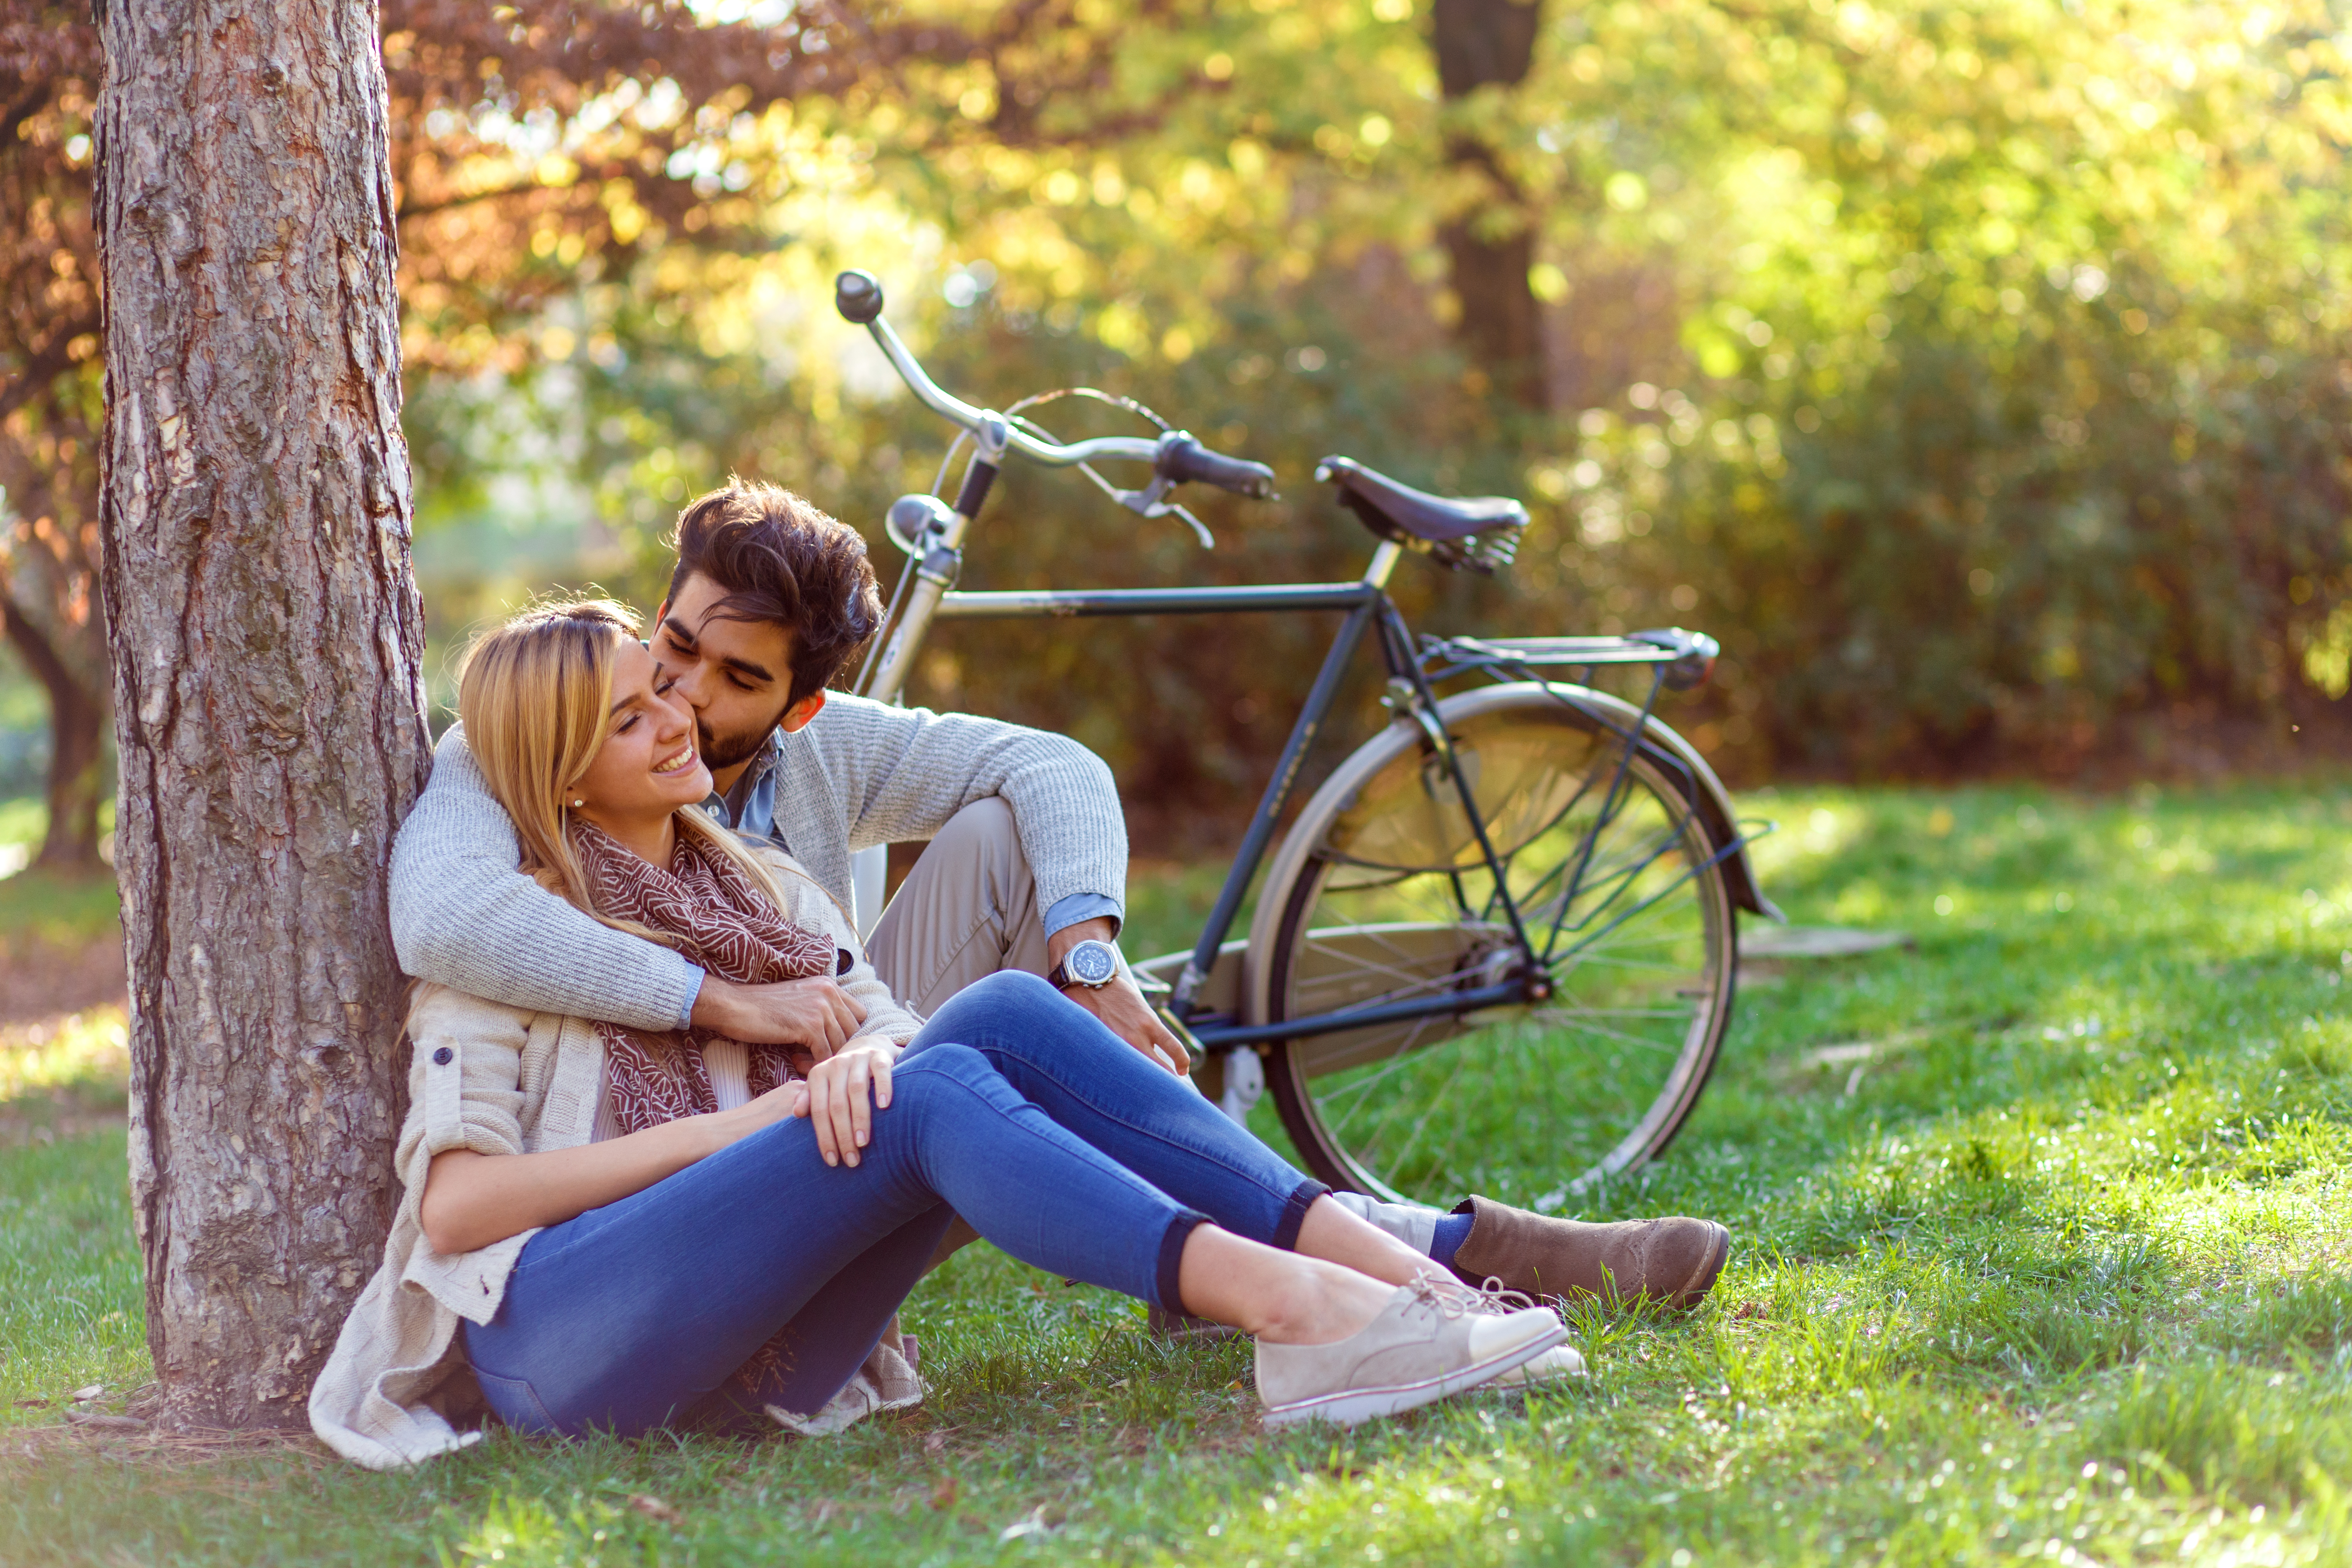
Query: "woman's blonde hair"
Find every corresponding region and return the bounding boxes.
[453,595,788,941]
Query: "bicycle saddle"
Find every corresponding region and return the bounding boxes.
[1317,456,1528,574]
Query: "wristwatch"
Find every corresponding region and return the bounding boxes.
[1047,938,1121,991]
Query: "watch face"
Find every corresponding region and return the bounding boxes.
[1069,941,1119,986]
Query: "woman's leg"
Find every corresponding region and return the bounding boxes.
[910,973,1435,1286]
[462,1044,1390,1438]
[677,1205,946,1437]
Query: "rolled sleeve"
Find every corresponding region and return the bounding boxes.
[398,985,529,1182]
[1042,891,1123,940]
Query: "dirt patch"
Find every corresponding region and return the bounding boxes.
[0,937,125,1026]
[0,1420,331,1471]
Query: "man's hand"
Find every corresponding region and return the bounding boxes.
[1047,919,1190,1075]
[789,1038,897,1167]
[692,974,867,1060]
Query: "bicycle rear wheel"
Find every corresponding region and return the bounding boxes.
[1254,684,1736,1206]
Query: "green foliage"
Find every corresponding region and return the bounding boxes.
[10,780,2352,1562]
[1550,0,2352,772]
[402,0,2352,817]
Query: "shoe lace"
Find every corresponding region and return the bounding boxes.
[1466,1275,1540,1315]
[1403,1271,1543,1323]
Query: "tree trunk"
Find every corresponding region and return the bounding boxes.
[95,0,430,1430]
[1431,0,1549,413]
[0,602,107,871]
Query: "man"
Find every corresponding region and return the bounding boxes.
[389,480,1731,1307]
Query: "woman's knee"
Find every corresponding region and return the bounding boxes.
[891,1041,995,1095]
[918,969,1063,1044]
[962,968,1064,1016]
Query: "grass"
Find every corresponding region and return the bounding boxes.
[0,793,120,950]
[5,780,2352,1564]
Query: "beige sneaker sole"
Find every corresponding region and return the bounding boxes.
[1488,1344,1588,1387]
[1261,1319,1567,1428]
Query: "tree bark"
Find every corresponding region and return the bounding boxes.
[1431,0,1549,413]
[95,0,430,1430]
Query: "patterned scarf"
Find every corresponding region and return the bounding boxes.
[571,818,842,1136]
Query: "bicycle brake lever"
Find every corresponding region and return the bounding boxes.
[1101,470,1217,548]
[1167,503,1216,550]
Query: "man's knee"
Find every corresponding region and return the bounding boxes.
[923,795,1021,869]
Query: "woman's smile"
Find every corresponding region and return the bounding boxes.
[652,742,698,776]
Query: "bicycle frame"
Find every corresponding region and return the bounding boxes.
[852,524,1724,1056]
[830,266,1757,1060]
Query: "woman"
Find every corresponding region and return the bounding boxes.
[310,600,1568,1469]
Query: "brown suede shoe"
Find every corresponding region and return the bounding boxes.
[1449,1196,1730,1307]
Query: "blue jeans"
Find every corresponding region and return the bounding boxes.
[463,971,1326,1437]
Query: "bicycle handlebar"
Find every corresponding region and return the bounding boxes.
[1154,433,1278,499]
[834,269,1274,498]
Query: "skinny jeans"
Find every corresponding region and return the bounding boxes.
[462,971,1325,1437]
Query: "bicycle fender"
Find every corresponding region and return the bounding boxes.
[1531,683,1786,928]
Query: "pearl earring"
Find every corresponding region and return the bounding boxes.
[570,798,585,808]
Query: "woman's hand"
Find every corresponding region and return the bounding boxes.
[791,1037,898,1168]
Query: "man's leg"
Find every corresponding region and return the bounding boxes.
[864,796,1052,1016]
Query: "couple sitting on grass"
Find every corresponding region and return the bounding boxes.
[311,482,1733,1469]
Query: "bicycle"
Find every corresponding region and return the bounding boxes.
[832,268,1781,1209]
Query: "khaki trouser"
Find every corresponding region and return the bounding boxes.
[864,795,1057,1016]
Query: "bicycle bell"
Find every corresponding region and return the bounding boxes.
[885,493,957,557]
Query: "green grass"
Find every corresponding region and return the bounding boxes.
[6,780,2352,1564]
[0,793,120,949]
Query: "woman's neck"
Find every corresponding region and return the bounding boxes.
[578,806,677,870]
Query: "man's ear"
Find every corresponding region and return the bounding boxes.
[651,597,671,631]
[778,689,827,735]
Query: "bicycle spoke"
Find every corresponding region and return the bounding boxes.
[1271,706,1734,1202]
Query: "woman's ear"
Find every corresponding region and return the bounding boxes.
[779,689,827,735]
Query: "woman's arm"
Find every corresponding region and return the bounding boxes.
[419,1085,801,1255]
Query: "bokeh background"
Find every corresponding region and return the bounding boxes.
[5,0,2350,868]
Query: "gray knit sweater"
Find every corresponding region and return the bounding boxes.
[388,694,1128,1032]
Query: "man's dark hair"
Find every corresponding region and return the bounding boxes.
[667,479,883,709]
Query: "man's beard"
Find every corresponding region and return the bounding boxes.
[697,718,776,774]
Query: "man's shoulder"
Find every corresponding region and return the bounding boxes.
[801,692,916,737]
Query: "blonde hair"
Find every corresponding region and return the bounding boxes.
[453,595,789,942]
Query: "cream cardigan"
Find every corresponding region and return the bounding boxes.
[309,846,926,1470]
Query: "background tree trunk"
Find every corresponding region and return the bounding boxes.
[0,597,107,870]
[95,0,430,1430]
[1431,0,1549,413]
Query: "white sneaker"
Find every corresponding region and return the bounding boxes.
[1256,1274,1565,1427]
[1488,1344,1589,1385]
[1449,1277,1587,1386]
